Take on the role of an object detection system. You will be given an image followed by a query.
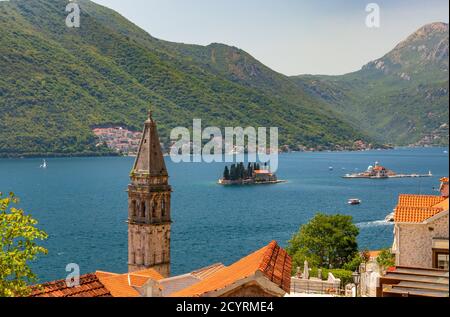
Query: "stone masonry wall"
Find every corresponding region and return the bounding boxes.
[398,214,449,268]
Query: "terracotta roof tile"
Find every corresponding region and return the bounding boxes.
[433,198,449,210]
[97,274,141,297]
[30,274,112,297]
[96,268,164,297]
[159,264,226,297]
[32,267,164,298]
[171,241,291,297]
[130,268,164,281]
[394,194,448,223]
[191,263,226,280]
[395,206,444,223]
[397,194,446,208]
[95,271,119,279]
[366,251,381,259]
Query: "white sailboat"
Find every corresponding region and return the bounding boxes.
[40,159,48,169]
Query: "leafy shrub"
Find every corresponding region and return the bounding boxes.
[309,268,354,287]
[377,249,395,270]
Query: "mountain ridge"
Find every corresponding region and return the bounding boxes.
[292,22,449,146]
[0,1,446,158]
[0,0,371,157]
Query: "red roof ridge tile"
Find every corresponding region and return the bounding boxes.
[30,273,112,297]
[258,241,291,293]
[171,241,292,297]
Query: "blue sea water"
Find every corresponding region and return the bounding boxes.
[0,147,448,282]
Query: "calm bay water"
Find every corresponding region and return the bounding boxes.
[0,147,448,282]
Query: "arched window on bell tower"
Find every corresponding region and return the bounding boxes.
[131,200,137,217]
[161,197,166,217]
[152,201,157,219]
[141,201,146,218]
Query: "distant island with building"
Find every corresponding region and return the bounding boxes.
[343,162,433,179]
[218,162,286,185]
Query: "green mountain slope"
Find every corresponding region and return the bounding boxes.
[293,22,449,146]
[0,0,369,157]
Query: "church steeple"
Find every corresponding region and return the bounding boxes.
[128,110,172,277]
[132,110,168,176]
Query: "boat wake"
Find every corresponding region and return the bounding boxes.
[356,220,394,228]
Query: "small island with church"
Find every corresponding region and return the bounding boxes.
[342,161,433,179]
[218,162,286,185]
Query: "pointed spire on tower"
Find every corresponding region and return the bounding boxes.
[147,108,154,123]
[132,109,168,176]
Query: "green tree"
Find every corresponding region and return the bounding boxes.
[223,166,230,180]
[0,193,48,297]
[230,164,237,181]
[343,253,364,272]
[238,162,245,179]
[287,213,359,270]
[247,163,253,177]
[377,249,395,271]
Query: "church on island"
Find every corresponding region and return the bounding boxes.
[30,112,292,298]
[219,162,283,185]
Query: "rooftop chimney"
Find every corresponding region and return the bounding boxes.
[440,177,449,198]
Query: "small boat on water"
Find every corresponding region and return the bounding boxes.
[40,159,48,169]
[348,198,362,205]
[385,212,395,223]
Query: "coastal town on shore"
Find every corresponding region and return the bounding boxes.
[92,126,395,157]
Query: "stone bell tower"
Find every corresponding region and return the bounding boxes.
[128,110,171,277]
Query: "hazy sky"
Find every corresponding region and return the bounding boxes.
[92,0,449,76]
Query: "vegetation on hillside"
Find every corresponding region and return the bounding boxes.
[0,0,369,157]
[293,23,449,146]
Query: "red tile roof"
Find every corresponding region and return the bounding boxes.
[31,268,164,298]
[171,241,291,297]
[394,206,445,223]
[259,241,292,293]
[397,194,446,208]
[30,274,112,297]
[97,274,141,297]
[97,268,164,297]
[191,263,226,280]
[394,194,449,223]
[254,170,272,174]
[366,251,381,260]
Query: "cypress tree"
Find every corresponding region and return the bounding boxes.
[239,162,245,179]
[230,164,237,181]
[247,163,253,178]
[223,166,230,180]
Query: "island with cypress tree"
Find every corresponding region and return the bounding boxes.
[218,163,286,185]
